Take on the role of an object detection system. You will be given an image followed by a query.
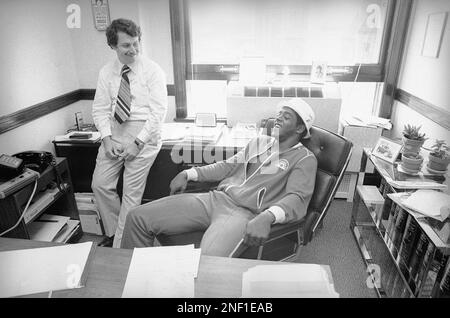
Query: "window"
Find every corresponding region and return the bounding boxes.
[170,0,395,119]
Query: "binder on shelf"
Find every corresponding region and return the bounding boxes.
[390,208,409,259]
[407,232,431,291]
[396,215,421,285]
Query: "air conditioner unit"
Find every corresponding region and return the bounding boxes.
[226,82,342,132]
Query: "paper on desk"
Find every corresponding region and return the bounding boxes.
[121,245,200,298]
[242,264,339,298]
[27,214,70,242]
[401,190,450,222]
[0,242,93,298]
[161,123,190,141]
[54,131,101,143]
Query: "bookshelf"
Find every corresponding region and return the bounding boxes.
[350,150,450,298]
[0,158,82,243]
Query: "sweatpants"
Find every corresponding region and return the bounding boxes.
[92,120,160,248]
[121,190,255,256]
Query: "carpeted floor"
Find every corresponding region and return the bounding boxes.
[293,199,377,298]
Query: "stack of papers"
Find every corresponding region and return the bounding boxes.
[0,242,94,298]
[122,245,201,298]
[242,264,339,298]
[28,214,80,243]
[400,190,450,222]
[229,123,260,140]
[161,123,190,142]
[184,123,225,143]
[346,115,392,130]
[54,131,101,143]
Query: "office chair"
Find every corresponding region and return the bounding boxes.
[157,126,353,261]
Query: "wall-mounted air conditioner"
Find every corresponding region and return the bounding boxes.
[226,82,342,132]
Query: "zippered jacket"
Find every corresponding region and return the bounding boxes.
[194,135,317,223]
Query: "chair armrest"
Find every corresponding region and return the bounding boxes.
[302,210,321,245]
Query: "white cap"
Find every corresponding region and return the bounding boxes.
[277,98,315,138]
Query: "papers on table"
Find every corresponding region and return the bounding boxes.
[27,214,80,243]
[242,264,339,298]
[28,214,70,242]
[185,123,225,143]
[400,190,450,222]
[0,242,94,298]
[161,123,225,144]
[161,123,190,142]
[54,131,101,143]
[345,115,392,130]
[229,122,260,140]
[122,245,201,298]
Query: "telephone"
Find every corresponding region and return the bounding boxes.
[0,154,25,179]
[13,151,55,173]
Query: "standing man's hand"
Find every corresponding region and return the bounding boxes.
[169,171,189,195]
[121,139,143,161]
[243,210,275,246]
[103,136,123,159]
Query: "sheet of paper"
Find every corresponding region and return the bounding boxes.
[0,242,93,298]
[242,264,339,298]
[401,189,450,221]
[121,245,200,298]
[161,123,190,141]
[27,214,70,242]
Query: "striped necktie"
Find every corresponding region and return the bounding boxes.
[114,65,132,124]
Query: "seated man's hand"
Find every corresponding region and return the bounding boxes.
[243,210,275,246]
[170,171,188,195]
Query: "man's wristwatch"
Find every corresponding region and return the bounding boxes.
[134,139,145,150]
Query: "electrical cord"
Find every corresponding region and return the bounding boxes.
[0,179,38,237]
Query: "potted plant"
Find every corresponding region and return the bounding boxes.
[402,124,427,155]
[401,152,424,174]
[427,139,450,172]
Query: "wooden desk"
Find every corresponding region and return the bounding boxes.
[0,237,333,298]
[53,126,249,202]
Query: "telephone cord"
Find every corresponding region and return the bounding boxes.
[0,179,38,237]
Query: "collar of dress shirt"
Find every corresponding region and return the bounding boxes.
[114,56,140,75]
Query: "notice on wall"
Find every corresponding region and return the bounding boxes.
[91,0,110,31]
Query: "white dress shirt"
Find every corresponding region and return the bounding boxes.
[92,55,168,144]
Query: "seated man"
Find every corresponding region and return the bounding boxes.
[121,98,318,256]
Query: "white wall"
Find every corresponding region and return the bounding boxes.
[0,0,176,155]
[390,0,450,148]
[397,0,450,111]
[0,101,92,155]
[0,0,79,117]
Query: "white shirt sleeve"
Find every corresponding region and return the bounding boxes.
[92,68,113,140]
[185,168,198,181]
[267,206,287,224]
[135,64,168,144]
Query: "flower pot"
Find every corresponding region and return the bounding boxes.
[427,154,450,172]
[401,153,424,173]
[402,136,425,155]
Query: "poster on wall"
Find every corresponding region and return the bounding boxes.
[91,0,111,31]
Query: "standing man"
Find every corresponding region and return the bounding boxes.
[92,18,168,248]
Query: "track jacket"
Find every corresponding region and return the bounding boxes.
[192,135,317,223]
